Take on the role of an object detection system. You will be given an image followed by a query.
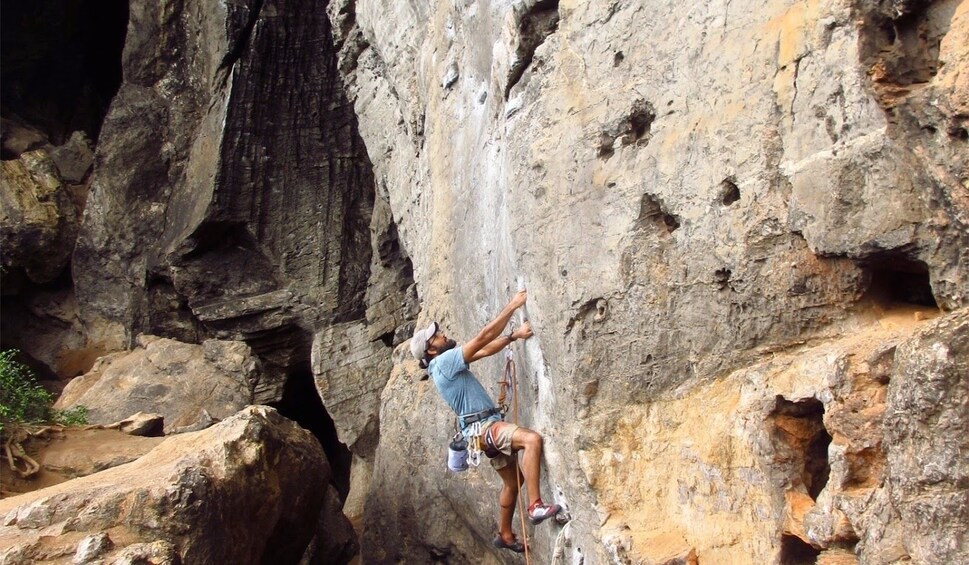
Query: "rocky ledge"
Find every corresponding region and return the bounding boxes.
[0,406,356,564]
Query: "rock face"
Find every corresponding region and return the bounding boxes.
[55,335,260,434]
[324,0,969,562]
[0,150,79,285]
[870,310,969,564]
[1,0,967,563]
[70,0,389,376]
[0,406,356,565]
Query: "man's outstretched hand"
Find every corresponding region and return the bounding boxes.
[512,320,534,341]
[510,289,527,309]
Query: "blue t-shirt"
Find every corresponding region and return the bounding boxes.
[429,347,500,432]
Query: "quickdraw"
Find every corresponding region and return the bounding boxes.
[496,347,517,417]
[466,420,485,468]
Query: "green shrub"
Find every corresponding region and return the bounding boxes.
[54,405,89,426]
[0,349,87,435]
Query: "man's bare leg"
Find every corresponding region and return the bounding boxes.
[511,426,544,505]
[495,460,523,544]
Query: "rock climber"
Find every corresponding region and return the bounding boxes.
[410,289,561,554]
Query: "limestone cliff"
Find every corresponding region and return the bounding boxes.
[329,0,968,562]
[1,0,967,563]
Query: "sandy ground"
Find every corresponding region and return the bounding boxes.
[1,427,163,498]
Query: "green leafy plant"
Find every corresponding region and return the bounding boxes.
[0,349,87,435]
[54,405,89,426]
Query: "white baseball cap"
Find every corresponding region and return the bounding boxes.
[410,321,439,361]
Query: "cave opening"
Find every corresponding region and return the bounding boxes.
[779,534,821,565]
[770,396,832,500]
[272,365,352,501]
[859,256,937,308]
[1,0,128,156]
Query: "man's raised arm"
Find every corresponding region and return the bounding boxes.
[462,290,527,363]
[469,321,534,363]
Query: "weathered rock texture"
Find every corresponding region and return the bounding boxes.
[0,406,355,565]
[324,0,969,562]
[54,335,261,434]
[0,150,79,285]
[2,0,967,563]
[69,0,390,379]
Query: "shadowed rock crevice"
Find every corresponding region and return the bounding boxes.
[636,193,680,234]
[856,0,948,114]
[780,533,821,565]
[217,0,265,77]
[770,396,832,500]
[504,0,560,99]
[146,271,203,344]
[272,364,353,501]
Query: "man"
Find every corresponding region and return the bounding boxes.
[411,290,561,553]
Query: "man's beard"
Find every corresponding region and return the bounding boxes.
[439,338,457,353]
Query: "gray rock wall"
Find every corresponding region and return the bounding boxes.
[72,0,383,377]
[327,0,968,562]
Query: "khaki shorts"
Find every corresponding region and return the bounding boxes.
[481,421,518,470]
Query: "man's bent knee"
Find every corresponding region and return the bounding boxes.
[513,427,543,450]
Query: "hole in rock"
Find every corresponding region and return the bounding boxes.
[597,100,655,159]
[1,0,128,154]
[663,212,680,232]
[780,534,821,565]
[770,396,831,500]
[628,101,655,142]
[720,178,741,205]
[613,51,624,66]
[859,256,936,308]
[272,365,352,500]
[950,126,968,141]
[636,194,680,234]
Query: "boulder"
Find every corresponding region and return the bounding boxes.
[55,336,260,434]
[0,406,356,564]
[0,148,78,284]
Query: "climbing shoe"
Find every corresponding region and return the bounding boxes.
[527,500,561,525]
[492,535,527,553]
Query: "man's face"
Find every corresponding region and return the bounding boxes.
[427,330,456,355]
